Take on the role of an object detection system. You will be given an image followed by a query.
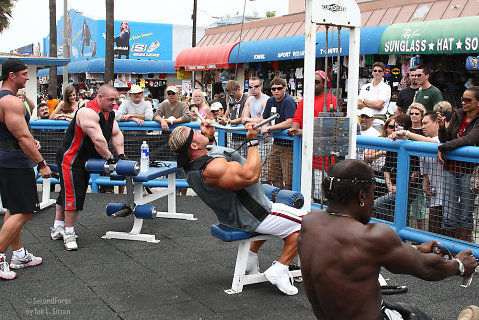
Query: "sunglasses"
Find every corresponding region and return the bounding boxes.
[387,125,395,129]
[249,84,261,89]
[167,92,176,95]
[410,112,421,115]
[271,86,284,91]
[462,97,473,103]
[373,69,384,73]
[411,74,423,77]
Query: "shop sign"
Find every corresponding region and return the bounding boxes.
[177,70,191,80]
[379,17,479,55]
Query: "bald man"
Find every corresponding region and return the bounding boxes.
[51,84,125,251]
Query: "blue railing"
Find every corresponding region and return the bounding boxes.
[30,120,479,255]
[357,136,479,256]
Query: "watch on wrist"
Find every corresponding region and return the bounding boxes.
[453,258,465,276]
[247,139,259,148]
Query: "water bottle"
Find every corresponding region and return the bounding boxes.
[140,141,149,173]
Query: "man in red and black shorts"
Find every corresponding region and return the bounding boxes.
[50,84,125,251]
[0,58,52,280]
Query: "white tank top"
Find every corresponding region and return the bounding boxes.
[249,94,269,119]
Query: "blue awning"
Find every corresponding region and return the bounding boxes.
[228,25,389,63]
[0,56,70,66]
[37,58,176,77]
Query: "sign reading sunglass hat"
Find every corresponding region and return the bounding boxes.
[379,16,479,55]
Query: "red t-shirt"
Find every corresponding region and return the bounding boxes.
[292,93,338,127]
[292,93,338,170]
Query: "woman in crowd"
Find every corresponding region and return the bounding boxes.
[407,102,426,135]
[364,116,396,200]
[437,86,479,241]
[406,102,428,229]
[50,86,78,121]
[374,114,412,222]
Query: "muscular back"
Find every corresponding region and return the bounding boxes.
[298,210,384,320]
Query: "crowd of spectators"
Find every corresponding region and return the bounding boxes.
[30,65,479,241]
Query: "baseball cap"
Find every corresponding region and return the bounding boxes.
[0,58,27,81]
[359,108,374,118]
[210,102,222,111]
[166,86,179,94]
[128,84,144,94]
[315,70,332,89]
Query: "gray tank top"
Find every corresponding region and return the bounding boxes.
[183,146,272,232]
[249,94,269,119]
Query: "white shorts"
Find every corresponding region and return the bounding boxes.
[254,202,306,239]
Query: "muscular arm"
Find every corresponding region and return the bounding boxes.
[203,124,261,190]
[3,96,44,163]
[203,146,261,190]
[77,108,112,159]
[372,224,463,281]
[110,120,124,155]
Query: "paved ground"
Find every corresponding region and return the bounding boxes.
[1,193,477,320]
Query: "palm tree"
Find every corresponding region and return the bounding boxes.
[48,0,58,98]
[104,0,114,85]
[0,0,17,33]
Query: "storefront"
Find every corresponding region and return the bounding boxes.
[37,58,176,100]
[378,16,479,106]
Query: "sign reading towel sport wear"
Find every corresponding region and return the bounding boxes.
[379,16,479,55]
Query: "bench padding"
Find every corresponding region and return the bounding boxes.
[211,224,256,242]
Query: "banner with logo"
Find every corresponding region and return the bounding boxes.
[379,16,479,55]
[44,9,173,62]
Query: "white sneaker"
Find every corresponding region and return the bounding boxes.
[264,261,298,295]
[147,40,160,52]
[50,225,65,240]
[63,231,78,251]
[246,253,260,275]
[10,250,43,269]
[0,258,17,280]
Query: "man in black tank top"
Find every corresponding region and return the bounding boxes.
[0,58,52,280]
[50,84,125,251]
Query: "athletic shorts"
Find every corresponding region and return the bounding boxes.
[0,167,39,214]
[254,202,306,239]
[56,163,89,211]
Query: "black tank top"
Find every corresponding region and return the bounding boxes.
[0,90,35,168]
[57,99,114,167]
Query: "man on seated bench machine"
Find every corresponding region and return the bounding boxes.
[169,121,305,295]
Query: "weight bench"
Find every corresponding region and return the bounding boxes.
[211,186,304,294]
[35,164,59,210]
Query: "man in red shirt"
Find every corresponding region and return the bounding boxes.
[287,70,337,134]
[288,70,337,201]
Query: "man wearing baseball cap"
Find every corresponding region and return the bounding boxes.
[115,84,153,125]
[0,58,52,279]
[153,86,190,131]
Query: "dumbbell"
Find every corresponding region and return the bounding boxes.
[85,159,140,176]
[262,184,281,202]
[106,203,133,218]
[275,190,304,209]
